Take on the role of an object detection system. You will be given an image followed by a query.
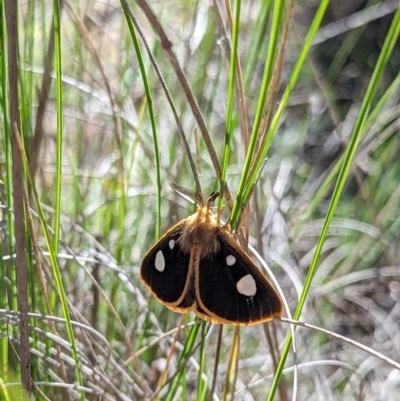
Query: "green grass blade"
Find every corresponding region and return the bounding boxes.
[121,0,162,239]
[197,323,208,401]
[17,132,86,400]
[293,24,400,237]
[236,0,331,228]
[267,6,400,400]
[243,1,273,89]
[230,0,284,227]
[0,0,14,382]
[218,0,241,211]
[164,322,201,401]
[52,0,63,254]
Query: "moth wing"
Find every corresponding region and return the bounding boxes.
[140,220,194,311]
[196,229,283,325]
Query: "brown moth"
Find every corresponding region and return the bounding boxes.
[140,193,283,325]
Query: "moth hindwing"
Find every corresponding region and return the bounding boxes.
[140,200,283,325]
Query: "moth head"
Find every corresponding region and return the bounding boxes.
[177,198,221,256]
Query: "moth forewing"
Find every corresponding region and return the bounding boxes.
[193,227,283,325]
[140,219,195,310]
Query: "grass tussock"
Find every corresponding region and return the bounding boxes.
[1,1,400,400]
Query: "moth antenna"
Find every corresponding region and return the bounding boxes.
[205,192,220,209]
[169,183,203,206]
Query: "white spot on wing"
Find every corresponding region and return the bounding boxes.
[236,274,257,297]
[226,255,236,266]
[155,250,165,272]
[169,239,175,249]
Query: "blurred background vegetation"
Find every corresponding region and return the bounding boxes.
[1,0,400,400]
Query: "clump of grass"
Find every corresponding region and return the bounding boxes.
[1,1,400,400]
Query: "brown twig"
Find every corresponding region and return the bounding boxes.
[134,0,232,205]
[121,0,204,203]
[29,19,55,179]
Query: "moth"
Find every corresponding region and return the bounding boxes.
[140,192,283,325]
